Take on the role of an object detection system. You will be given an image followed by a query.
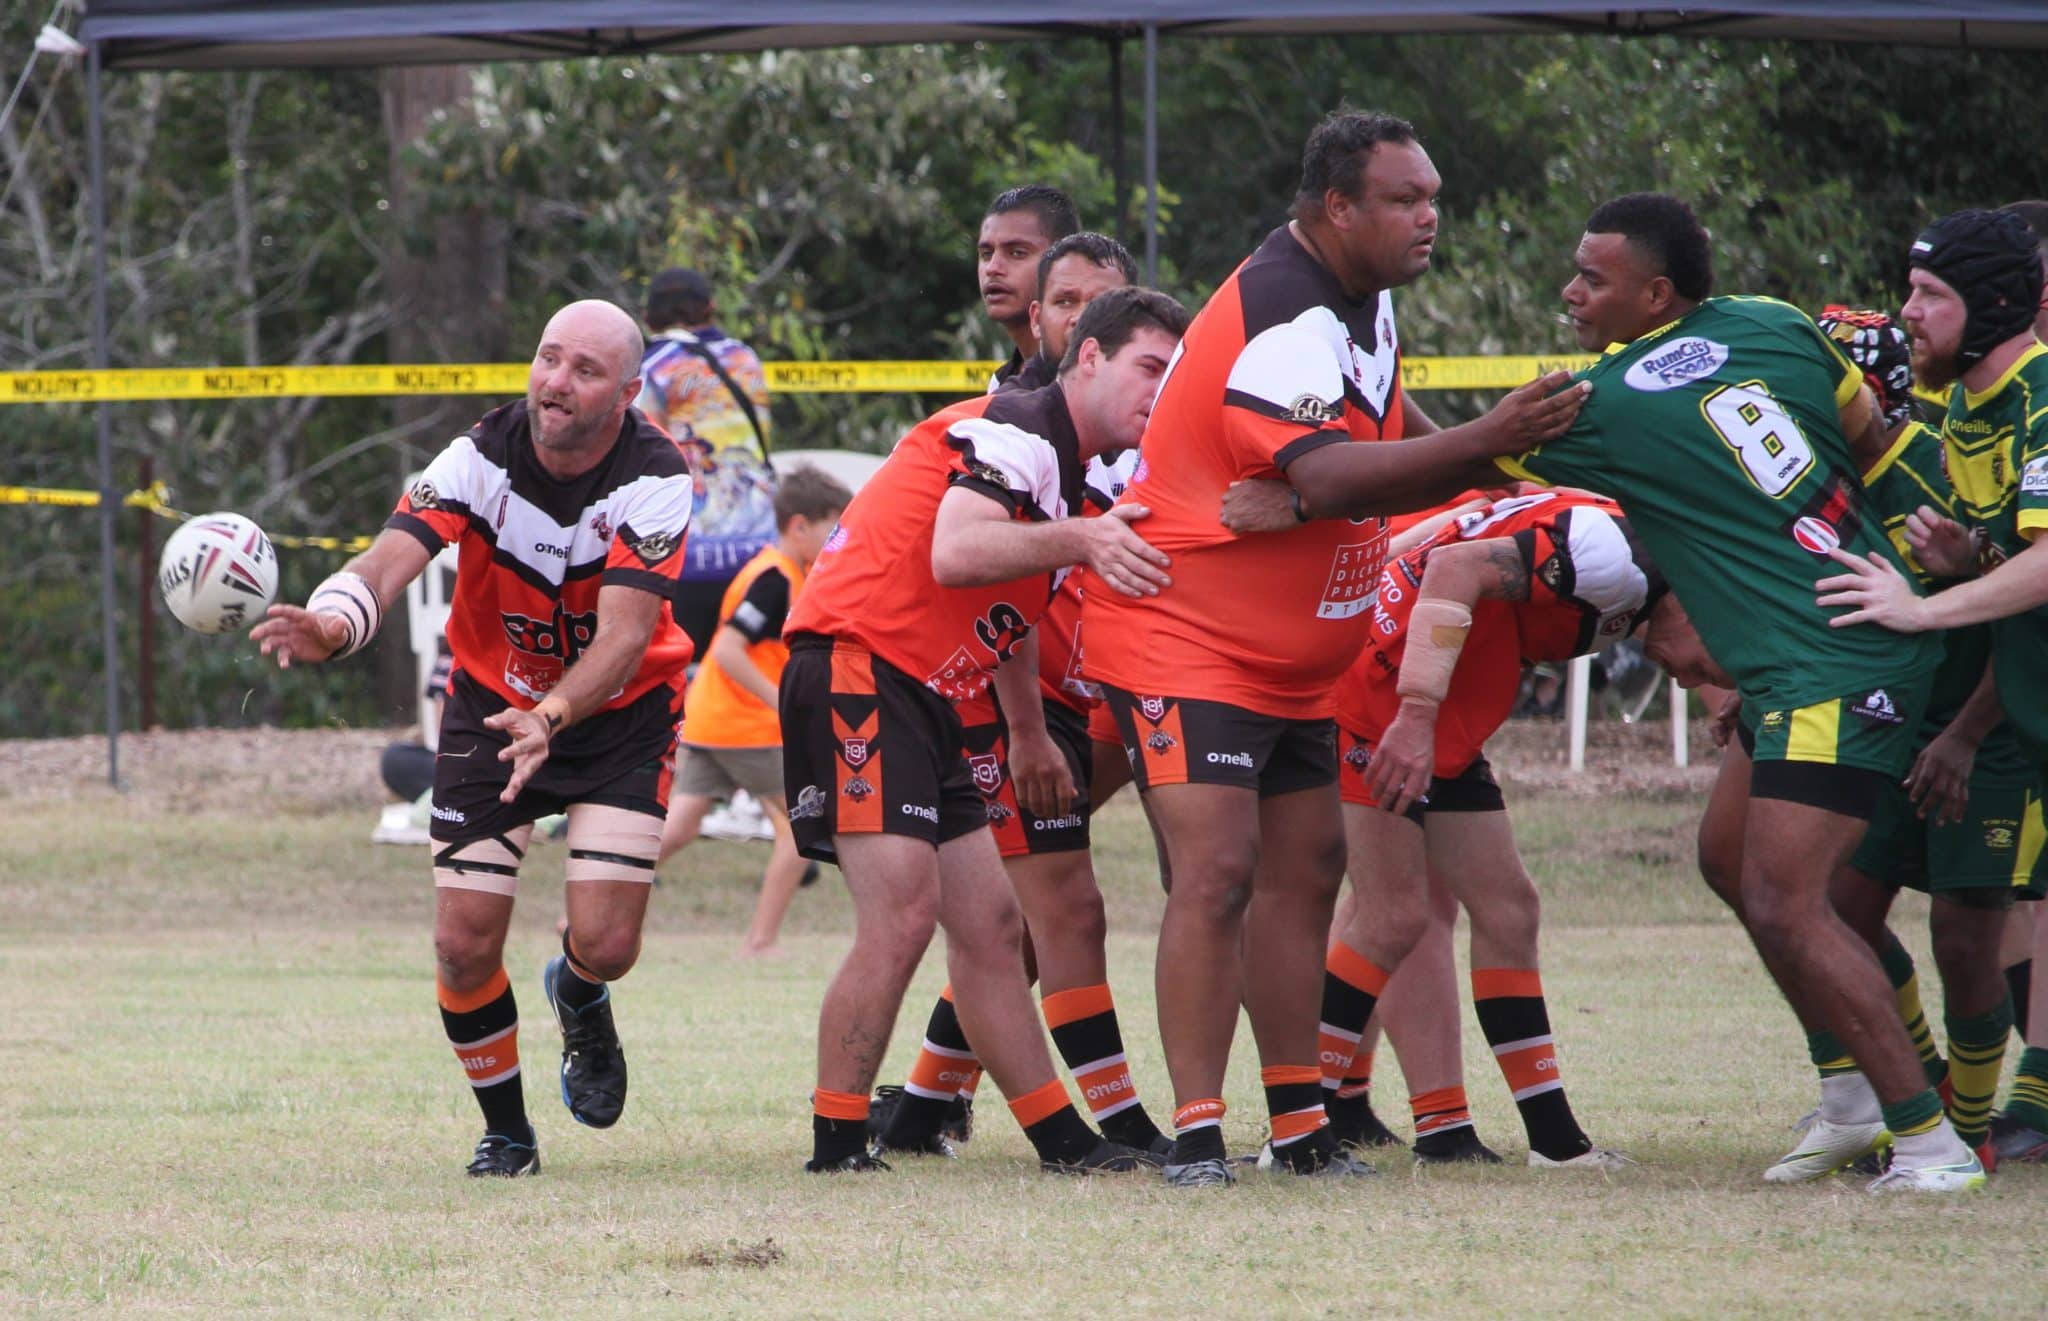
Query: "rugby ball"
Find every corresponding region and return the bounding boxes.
[157,512,278,634]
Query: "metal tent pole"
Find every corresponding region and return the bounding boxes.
[1108,36,1126,246]
[89,40,121,787]
[1142,23,1158,285]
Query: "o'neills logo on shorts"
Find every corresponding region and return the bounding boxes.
[1623,336,1729,392]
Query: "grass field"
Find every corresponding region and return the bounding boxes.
[2,730,2036,1317]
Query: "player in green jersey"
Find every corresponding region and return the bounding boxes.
[1805,307,2041,1170]
[1493,194,1976,1192]
[1818,208,2048,1166]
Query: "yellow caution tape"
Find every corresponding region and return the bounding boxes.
[0,480,374,552]
[0,354,1599,404]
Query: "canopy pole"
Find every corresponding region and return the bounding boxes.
[1107,36,1126,246]
[1142,23,1158,284]
[89,39,121,787]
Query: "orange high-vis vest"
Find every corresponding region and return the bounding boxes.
[681,544,806,748]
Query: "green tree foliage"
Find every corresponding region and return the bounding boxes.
[1,25,2038,735]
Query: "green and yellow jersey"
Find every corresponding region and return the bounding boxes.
[1937,342,2048,760]
[1499,295,1943,715]
[1861,420,2029,778]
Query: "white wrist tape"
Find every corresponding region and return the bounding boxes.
[306,571,383,658]
[1396,599,1473,708]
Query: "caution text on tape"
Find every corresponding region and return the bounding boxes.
[0,354,1600,404]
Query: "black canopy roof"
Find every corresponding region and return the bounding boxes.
[78,1,2048,69]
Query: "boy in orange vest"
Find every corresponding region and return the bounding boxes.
[661,465,853,955]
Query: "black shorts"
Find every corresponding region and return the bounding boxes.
[780,635,989,864]
[960,694,1092,859]
[1337,726,1504,825]
[1735,719,1889,820]
[430,670,679,847]
[1101,684,1337,799]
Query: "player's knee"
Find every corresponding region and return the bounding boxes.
[569,927,642,981]
[1479,877,1542,955]
[1040,875,1107,951]
[862,890,941,967]
[1738,877,1812,951]
[1695,834,1742,911]
[433,926,499,988]
[1171,839,1259,922]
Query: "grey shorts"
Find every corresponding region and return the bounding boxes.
[675,743,785,801]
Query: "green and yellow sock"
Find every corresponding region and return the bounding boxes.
[1806,1029,1857,1079]
[1878,1088,1945,1140]
[2005,1046,2048,1133]
[1944,997,2013,1147]
[1878,931,1948,1089]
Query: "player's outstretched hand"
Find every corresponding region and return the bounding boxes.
[1219,478,1300,534]
[1904,726,1976,827]
[1083,505,1171,597]
[1815,547,1931,631]
[1904,505,1978,580]
[484,706,554,803]
[250,603,348,669]
[1478,371,1591,455]
[1365,702,1438,818]
[1008,726,1077,820]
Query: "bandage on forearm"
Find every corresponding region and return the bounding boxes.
[1395,600,1473,707]
[306,570,382,658]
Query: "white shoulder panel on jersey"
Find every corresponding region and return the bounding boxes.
[1088,448,1141,502]
[414,434,498,517]
[945,416,1065,518]
[1561,507,1649,615]
[1225,308,1348,413]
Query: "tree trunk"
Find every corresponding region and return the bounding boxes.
[377,66,510,725]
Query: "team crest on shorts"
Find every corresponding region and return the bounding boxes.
[968,753,1004,794]
[1139,695,1168,722]
[985,798,1014,824]
[1984,819,2018,852]
[1146,730,1178,755]
[1851,688,1902,726]
[841,737,870,768]
[1343,743,1371,771]
[842,775,875,802]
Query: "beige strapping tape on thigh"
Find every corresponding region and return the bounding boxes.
[432,833,527,896]
[565,803,662,884]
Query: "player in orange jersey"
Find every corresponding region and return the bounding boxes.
[783,288,1192,1172]
[254,300,693,1177]
[874,234,1174,1158]
[1082,111,1585,1186]
[1312,491,1724,1170]
[660,466,852,957]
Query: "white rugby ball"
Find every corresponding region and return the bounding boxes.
[157,512,279,634]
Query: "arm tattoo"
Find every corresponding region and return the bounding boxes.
[1484,540,1532,603]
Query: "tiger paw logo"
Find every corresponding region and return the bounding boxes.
[840,737,870,769]
[842,775,875,803]
[1145,730,1178,756]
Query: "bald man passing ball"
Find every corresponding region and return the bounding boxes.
[253,300,696,1177]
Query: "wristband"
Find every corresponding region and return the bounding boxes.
[1289,486,1310,524]
[305,571,382,659]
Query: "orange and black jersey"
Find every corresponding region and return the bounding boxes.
[1031,447,1141,715]
[1084,224,1408,718]
[387,399,694,712]
[784,381,1086,703]
[1336,491,1658,775]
